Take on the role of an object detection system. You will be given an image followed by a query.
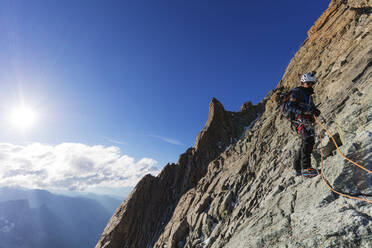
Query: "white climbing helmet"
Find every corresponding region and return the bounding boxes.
[300,72,316,83]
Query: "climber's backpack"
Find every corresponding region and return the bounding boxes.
[279,90,296,122]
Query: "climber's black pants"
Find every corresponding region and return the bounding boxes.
[294,126,315,172]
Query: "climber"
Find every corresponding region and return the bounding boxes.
[285,72,321,177]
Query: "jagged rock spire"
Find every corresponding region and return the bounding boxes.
[194,97,232,153]
[95,97,264,248]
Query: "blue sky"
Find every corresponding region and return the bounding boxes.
[0,0,329,195]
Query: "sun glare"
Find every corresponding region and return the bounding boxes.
[10,106,37,129]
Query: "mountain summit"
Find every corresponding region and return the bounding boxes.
[96,0,372,247]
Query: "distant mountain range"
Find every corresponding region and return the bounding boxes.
[0,187,122,248]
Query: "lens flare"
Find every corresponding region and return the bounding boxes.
[10,106,37,129]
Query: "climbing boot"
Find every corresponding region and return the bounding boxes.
[302,168,319,177]
[294,170,302,177]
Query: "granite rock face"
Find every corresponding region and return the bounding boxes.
[96,0,372,247]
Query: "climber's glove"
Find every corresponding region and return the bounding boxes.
[313,108,321,117]
[303,110,313,116]
[303,108,320,117]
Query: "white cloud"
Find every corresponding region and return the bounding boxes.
[149,135,185,146]
[103,137,128,145]
[0,142,160,191]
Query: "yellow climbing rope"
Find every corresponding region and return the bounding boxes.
[314,115,372,204]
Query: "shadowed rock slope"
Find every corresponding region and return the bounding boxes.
[96,0,372,247]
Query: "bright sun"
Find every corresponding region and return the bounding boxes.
[10,106,37,129]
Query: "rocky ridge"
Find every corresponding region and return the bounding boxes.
[96,98,264,248]
[96,0,372,247]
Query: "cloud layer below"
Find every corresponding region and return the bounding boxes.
[0,142,160,191]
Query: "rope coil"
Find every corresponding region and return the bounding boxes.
[314,115,372,204]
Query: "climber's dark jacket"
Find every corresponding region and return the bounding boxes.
[285,86,319,117]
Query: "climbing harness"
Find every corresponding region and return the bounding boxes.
[294,116,314,135]
[314,115,372,204]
